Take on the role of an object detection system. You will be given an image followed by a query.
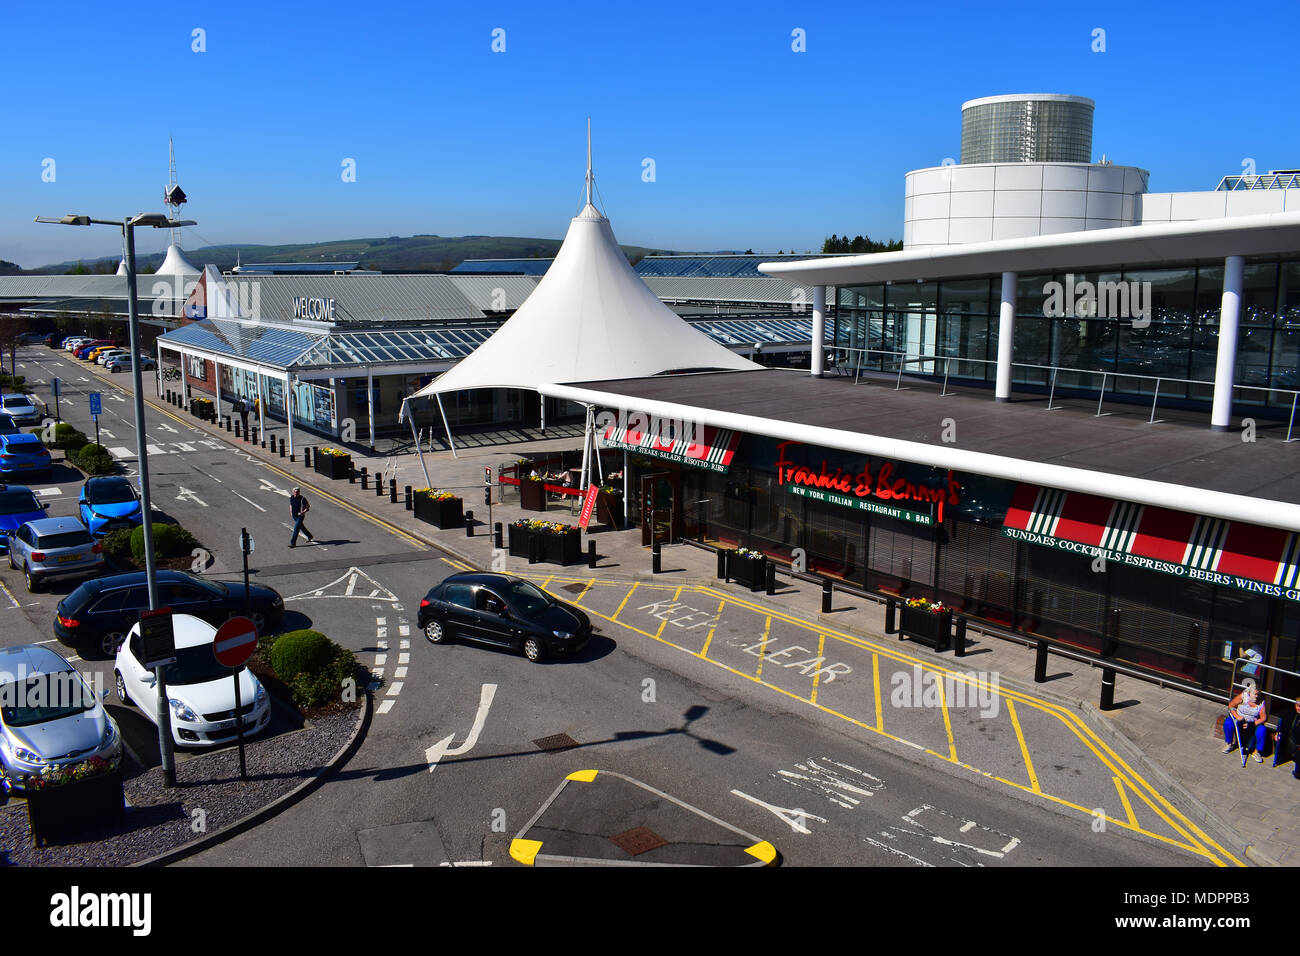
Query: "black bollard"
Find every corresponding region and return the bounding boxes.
[821,579,832,614]
[389,479,397,503]
[529,536,539,565]
[225,417,231,433]
[493,522,503,549]
[954,617,967,657]
[234,421,241,438]
[376,476,384,498]
[652,539,661,574]
[279,439,285,459]
[1100,667,1116,711]
[465,510,474,537]
[716,548,727,580]
[303,447,311,468]
[588,540,597,569]
[360,467,368,490]
[348,466,356,484]
[885,598,896,634]
[1034,640,1049,683]
[405,485,413,511]
[765,561,776,595]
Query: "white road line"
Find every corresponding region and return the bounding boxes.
[425,683,496,770]
[375,654,387,666]
[397,653,409,665]
[193,466,223,483]
[373,667,384,679]
[376,626,387,639]
[34,487,62,497]
[0,582,20,608]
[394,667,408,679]
[386,682,403,696]
[376,617,387,626]
[232,491,266,512]
[108,447,135,459]
[377,700,395,715]
[376,640,388,650]
[173,442,196,453]
[399,639,410,649]
[398,625,410,637]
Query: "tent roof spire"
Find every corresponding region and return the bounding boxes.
[586,117,593,208]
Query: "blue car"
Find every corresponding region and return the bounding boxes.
[0,432,52,479]
[0,485,48,552]
[78,476,143,536]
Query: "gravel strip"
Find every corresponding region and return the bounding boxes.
[0,710,356,867]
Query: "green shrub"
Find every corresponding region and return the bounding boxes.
[128,523,197,562]
[50,423,89,451]
[101,528,133,560]
[269,630,336,685]
[0,374,27,392]
[75,443,114,475]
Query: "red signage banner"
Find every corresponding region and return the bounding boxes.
[775,441,961,523]
[578,484,600,529]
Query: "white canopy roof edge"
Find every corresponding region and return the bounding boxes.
[541,379,1300,533]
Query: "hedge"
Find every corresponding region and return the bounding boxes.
[129,523,197,563]
[270,630,359,709]
[75,443,114,475]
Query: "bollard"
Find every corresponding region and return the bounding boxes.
[349,466,356,485]
[234,421,241,438]
[360,467,368,490]
[716,549,727,580]
[651,539,661,574]
[1034,640,1048,683]
[821,579,832,614]
[405,485,413,511]
[389,479,397,503]
[279,439,285,459]
[588,540,597,569]
[303,447,311,468]
[494,522,503,549]
[529,536,539,565]
[225,418,231,433]
[376,476,384,498]
[1100,667,1116,711]
[765,561,776,595]
[465,510,474,537]
[954,617,967,657]
[885,598,896,634]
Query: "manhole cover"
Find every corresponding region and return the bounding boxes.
[610,826,667,856]
[560,583,586,594]
[533,732,580,753]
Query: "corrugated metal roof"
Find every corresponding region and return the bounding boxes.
[642,276,817,305]
[446,275,540,311]
[160,318,326,367]
[451,258,554,275]
[0,275,132,298]
[635,254,839,277]
[219,275,484,324]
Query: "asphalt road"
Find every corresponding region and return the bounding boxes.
[0,345,1213,867]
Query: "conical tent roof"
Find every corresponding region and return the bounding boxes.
[407,203,759,401]
[156,242,200,277]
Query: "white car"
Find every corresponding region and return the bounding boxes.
[64,337,92,351]
[97,349,129,366]
[114,614,270,747]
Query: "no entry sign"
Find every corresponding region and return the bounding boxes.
[213,616,258,668]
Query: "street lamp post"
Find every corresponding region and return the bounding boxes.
[36,212,195,789]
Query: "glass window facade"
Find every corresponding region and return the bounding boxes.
[833,257,1300,413]
[960,98,1094,164]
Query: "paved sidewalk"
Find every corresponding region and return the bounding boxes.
[156,399,1298,866]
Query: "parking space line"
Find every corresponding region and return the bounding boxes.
[698,598,724,659]
[611,582,639,622]
[1006,699,1040,793]
[751,615,773,679]
[809,633,827,704]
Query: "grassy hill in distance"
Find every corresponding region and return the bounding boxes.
[28,234,680,275]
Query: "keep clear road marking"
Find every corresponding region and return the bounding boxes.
[425,683,497,770]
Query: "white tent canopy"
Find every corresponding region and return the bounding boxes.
[406,204,759,403]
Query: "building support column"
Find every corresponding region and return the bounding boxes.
[285,373,295,456]
[995,271,1017,403]
[367,369,375,450]
[811,284,826,377]
[213,358,222,425]
[1211,254,1245,432]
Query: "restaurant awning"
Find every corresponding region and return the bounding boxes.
[599,421,742,473]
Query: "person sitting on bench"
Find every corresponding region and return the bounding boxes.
[1222,684,1269,763]
[1274,697,1300,779]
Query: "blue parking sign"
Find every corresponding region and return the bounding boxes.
[89,392,102,416]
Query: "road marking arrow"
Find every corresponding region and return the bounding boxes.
[110,393,125,403]
[158,422,178,434]
[426,683,497,771]
[176,486,208,507]
[258,478,290,496]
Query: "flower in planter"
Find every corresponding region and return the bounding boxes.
[318,447,350,458]
[905,597,946,614]
[598,485,622,496]
[28,754,119,790]
[414,488,460,501]
[733,547,764,559]
[512,519,576,536]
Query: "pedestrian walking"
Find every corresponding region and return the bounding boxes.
[289,487,314,547]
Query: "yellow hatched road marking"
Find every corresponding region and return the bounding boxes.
[810,633,827,705]
[873,653,883,732]
[655,587,683,640]
[611,582,639,622]
[1113,775,1138,828]
[699,599,724,659]
[1006,699,1040,793]
[936,671,957,763]
[752,616,773,679]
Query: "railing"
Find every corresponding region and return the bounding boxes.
[831,344,1300,440]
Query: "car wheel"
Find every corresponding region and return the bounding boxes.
[523,637,544,663]
[101,630,127,657]
[425,619,449,644]
[24,565,37,592]
[115,670,132,706]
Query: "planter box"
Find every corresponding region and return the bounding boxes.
[314,452,352,481]
[414,494,464,530]
[899,606,952,652]
[596,492,623,528]
[519,479,547,512]
[728,552,767,592]
[508,525,582,565]
[26,768,125,846]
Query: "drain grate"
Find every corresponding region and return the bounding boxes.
[559,582,587,594]
[610,826,667,856]
[532,732,580,753]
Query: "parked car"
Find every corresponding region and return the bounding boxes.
[74,341,113,360]
[0,393,42,426]
[0,431,52,478]
[115,614,270,748]
[63,337,90,351]
[6,516,103,592]
[0,484,49,552]
[44,333,62,348]
[78,476,143,536]
[106,354,155,373]
[54,569,285,658]
[0,413,19,436]
[82,344,119,362]
[96,349,129,366]
[418,571,592,662]
[0,644,121,793]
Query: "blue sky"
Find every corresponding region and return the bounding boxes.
[1,0,1294,267]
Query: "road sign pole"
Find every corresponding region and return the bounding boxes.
[233,669,247,781]
[241,528,252,618]
[215,615,258,784]
[94,415,99,447]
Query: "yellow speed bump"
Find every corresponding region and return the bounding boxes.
[509,839,544,866]
[566,769,599,782]
[744,841,777,866]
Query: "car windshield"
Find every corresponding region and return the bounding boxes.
[3,397,33,410]
[164,645,240,686]
[89,480,136,505]
[0,672,95,727]
[0,489,41,515]
[36,530,93,550]
[501,579,554,618]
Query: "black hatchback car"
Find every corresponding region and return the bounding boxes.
[53,569,285,658]
[418,572,591,662]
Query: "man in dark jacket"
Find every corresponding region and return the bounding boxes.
[1275,697,1300,778]
[289,487,314,547]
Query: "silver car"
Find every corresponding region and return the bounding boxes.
[0,644,121,793]
[6,516,103,592]
[0,393,42,426]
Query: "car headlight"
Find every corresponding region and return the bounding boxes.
[101,722,117,747]
[14,747,44,765]
[552,630,573,640]
[272,594,283,607]
[168,698,198,722]
[255,682,267,705]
